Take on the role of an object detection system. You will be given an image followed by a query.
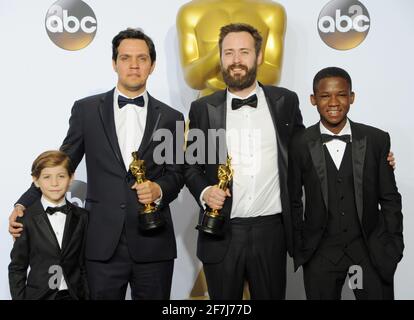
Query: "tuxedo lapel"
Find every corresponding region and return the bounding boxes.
[207,102,226,131]
[61,203,80,254]
[98,89,126,170]
[262,85,289,167]
[206,90,232,218]
[137,93,161,157]
[350,121,366,222]
[32,202,61,254]
[207,90,227,164]
[307,124,329,210]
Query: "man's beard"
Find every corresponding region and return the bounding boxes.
[221,63,257,91]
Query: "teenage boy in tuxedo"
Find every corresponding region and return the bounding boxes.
[9,150,89,300]
[288,67,404,300]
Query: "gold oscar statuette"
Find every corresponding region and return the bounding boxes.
[130,152,165,231]
[196,156,233,236]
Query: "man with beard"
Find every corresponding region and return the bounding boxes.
[176,0,286,97]
[184,23,304,299]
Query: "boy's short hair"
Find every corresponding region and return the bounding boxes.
[313,66,353,94]
[31,150,74,178]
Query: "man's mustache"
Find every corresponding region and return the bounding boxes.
[227,64,248,72]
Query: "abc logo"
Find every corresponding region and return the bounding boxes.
[66,180,87,208]
[318,0,370,50]
[45,0,97,51]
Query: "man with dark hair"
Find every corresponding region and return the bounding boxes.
[184,22,304,299]
[112,28,157,63]
[9,28,184,300]
[288,66,404,299]
[218,23,263,57]
[176,0,286,97]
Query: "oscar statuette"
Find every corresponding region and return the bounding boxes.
[196,156,233,236]
[130,152,165,231]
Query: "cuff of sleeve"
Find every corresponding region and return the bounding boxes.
[14,204,26,210]
[199,186,211,210]
[154,187,163,206]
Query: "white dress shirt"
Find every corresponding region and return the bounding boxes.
[41,196,68,290]
[113,87,148,171]
[320,119,352,170]
[113,87,162,203]
[200,82,282,218]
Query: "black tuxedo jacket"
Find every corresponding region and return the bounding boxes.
[184,84,304,263]
[9,200,89,300]
[17,89,184,262]
[288,121,404,283]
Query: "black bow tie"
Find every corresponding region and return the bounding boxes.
[231,94,258,110]
[118,95,145,108]
[45,205,69,215]
[321,134,351,144]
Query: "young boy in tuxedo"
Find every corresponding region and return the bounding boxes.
[288,67,404,300]
[9,150,89,300]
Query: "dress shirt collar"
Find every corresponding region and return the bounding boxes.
[319,118,352,141]
[41,196,67,211]
[115,86,148,109]
[226,81,259,108]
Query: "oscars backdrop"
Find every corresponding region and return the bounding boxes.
[0,0,413,299]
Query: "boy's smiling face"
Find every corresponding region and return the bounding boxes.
[311,76,355,134]
[33,165,73,205]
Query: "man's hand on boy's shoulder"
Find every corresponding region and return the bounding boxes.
[9,204,25,240]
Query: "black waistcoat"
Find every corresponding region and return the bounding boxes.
[318,143,367,264]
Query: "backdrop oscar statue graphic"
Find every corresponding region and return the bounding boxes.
[177,0,286,299]
[177,0,286,97]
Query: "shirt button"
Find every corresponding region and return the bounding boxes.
[120,204,126,209]
[337,178,343,183]
[343,228,347,233]
[341,212,345,216]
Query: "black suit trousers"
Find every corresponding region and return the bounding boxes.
[303,248,394,300]
[86,224,174,300]
[203,214,286,300]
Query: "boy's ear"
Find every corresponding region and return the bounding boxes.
[350,91,355,104]
[32,177,39,188]
[310,94,317,106]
